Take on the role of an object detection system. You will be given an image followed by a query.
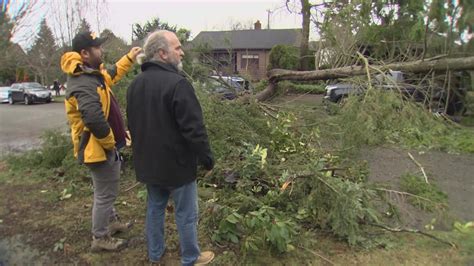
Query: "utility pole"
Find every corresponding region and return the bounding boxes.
[266,9,272,29]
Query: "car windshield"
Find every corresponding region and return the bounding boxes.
[24,83,45,91]
[229,80,242,89]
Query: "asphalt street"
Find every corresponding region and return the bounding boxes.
[0,101,68,155]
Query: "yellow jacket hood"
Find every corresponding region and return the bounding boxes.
[61,52,83,75]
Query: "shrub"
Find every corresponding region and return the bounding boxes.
[268,45,299,70]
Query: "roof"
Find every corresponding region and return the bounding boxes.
[191,29,302,50]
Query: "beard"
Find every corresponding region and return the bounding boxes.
[84,57,102,69]
[176,61,183,71]
[168,56,183,71]
[90,57,103,69]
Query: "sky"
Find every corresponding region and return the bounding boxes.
[103,0,304,42]
[10,0,308,48]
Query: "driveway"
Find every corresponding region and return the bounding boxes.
[0,101,68,155]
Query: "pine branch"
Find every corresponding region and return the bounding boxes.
[375,188,447,209]
[368,223,457,248]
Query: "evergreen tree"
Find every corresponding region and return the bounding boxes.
[132,17,177,41]
[28,19,60,85]
[76,18,92,34]
[100,28,129,63]
[0,10,19,84]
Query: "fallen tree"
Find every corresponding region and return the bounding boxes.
[256,56,474,101]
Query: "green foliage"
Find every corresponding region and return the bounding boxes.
[211,211,242,244]
[239,144,267,181]
[28,18,60,85]
[6,130,71,170]
[195,85,270,160]
[211,206,297,254]
[58,150,89,182]
[253,80,269,93]
[101,29,130,64]
[133,17,177,41]
[137,188,147,201]
[278,81,326,94]
[268,45,299,70]
[0,11,15,84]
[37,130,72,168]
[400,174,448,211]
[334,89,474,153]
[76,18,91,34]
[452,221,474,257]
[197,87,383,252]
[320,0,470,63]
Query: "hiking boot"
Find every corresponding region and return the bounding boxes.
[194,251,215,265]
[108,220,134,236]
[91,235,127,252]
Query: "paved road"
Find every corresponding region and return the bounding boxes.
[0,101,67,155]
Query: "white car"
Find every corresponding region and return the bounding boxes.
[0,86,10,103]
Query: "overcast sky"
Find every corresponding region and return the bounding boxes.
[11,0,308,48]
[104,0,304,42]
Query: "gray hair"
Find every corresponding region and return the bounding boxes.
[142,30,171,63]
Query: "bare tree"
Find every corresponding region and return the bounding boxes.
[47,0,108,48]
[226,18,255,31]
[6,0,43,46]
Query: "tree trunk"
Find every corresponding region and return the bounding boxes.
[256,82,277,101]
[256,56,474,101]
[268,56,474,82]
[299,0,311,71]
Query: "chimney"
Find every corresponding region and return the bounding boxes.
[254,20,262,30]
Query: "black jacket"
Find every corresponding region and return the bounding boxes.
[127,61,214,187]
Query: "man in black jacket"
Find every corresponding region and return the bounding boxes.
[127,30,214,265]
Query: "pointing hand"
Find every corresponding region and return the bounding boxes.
[128,47,143,62]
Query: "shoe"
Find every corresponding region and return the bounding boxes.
[108,220,134,236]
[91,235,127,252]
[194,251,215,265]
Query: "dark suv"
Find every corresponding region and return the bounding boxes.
[9,82,52,105]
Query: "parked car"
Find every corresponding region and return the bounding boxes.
[0,86,10,103]
[204,76,253,100]
[323,70,468,116]
[323,71,423,104]
[9,82,52,105]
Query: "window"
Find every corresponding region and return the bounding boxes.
[241,54,259,69]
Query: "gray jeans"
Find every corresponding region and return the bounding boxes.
[87,149,121,238]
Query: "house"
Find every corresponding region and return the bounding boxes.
[191,21,302,80]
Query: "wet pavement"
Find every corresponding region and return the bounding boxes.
[0,101,67,156]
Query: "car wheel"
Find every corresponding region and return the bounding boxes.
[24,95,31,105]
[8,96,13,105]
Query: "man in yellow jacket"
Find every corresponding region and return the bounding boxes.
[61,31,141,252]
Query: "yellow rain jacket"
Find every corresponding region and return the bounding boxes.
[61,51,134,163]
